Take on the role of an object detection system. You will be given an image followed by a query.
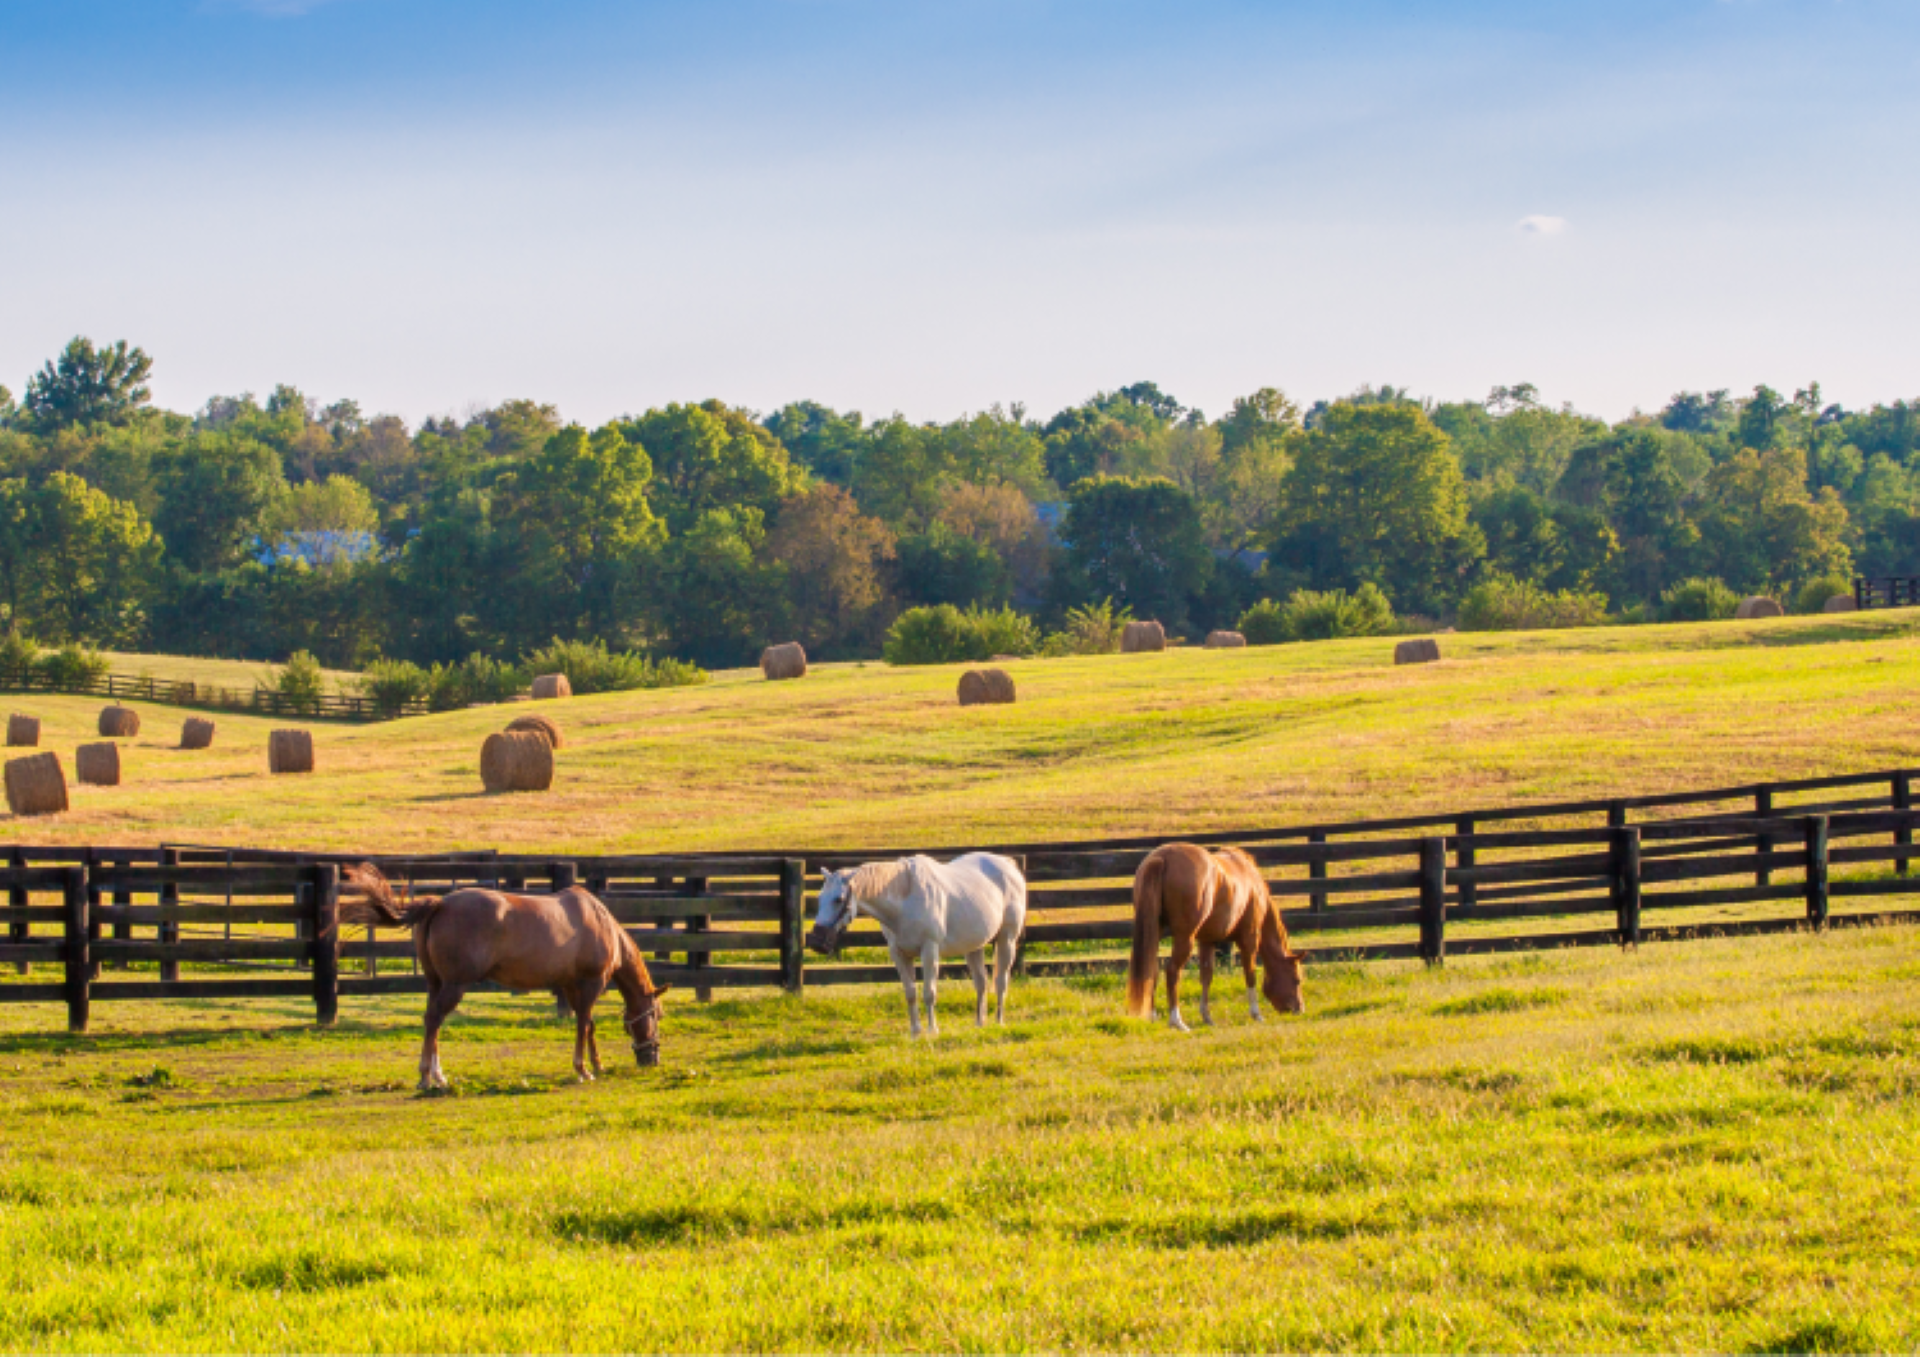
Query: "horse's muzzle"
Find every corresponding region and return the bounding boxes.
[633,1042,660,1068]
[805,926,842,956]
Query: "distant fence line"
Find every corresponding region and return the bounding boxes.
[0,664,420,724]
[1853,577,1920,610]
[4,765,1920,1031]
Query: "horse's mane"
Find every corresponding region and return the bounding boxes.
[339,863,442,929]
[846,859,912,904]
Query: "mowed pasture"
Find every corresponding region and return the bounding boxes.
[5,610,1920,853]
[1,929,1917,1350]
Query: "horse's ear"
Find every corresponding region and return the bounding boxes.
[651,983,673,1000]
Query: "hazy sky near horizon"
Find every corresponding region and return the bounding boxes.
[2,0,1916,428]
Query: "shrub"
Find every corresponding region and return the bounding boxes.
[1238,584,1395,645]
[35,643,110,687]
[1457,572,1609,632]
[518,638,708,694]
[883,605,1040,665]
[1794,575,1853,615]
[1659,576,1739,623]
[1041,599,1133,657]
[275,650,327,715]
[427,653,527,710]
[0,631,40,678]
[357,659,433,716]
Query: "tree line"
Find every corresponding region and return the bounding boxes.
[0,340,1908,671]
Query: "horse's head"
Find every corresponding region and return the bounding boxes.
[623,984,672,1067]
[1262,949,1307,1016]
[806,869,857,956]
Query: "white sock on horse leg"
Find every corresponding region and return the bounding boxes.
[1247,985,1262,1020]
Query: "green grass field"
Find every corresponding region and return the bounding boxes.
[5,610,1920,853]
[1,928,1916,1351]
[5,614,1920,1352]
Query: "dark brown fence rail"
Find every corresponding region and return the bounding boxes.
[1854,577,1920,610]
[0,664,421,723]
[4,767,1920,1029]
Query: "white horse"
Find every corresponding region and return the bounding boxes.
[805,853,1027,1036]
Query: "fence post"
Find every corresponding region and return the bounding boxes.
[1894,772,1911,877]
[109,853,132,969]
[1607,800,1626,831]
[549,861,577,891]
[309,863,339,1028]
[1308,832,1328,913]
[1417,838,1446,966]
[779,859,806,993]
[1755,787,1775,886]
[62,866,90,1033]
[1854,576,1865,610]
[687,876,711,1004]
[159,847,180,984]
[1805,815,1830,930]
[83,848,101,980]
[8,847,27,976]
[1610,825,1642,947]
[1454,816,1476,915]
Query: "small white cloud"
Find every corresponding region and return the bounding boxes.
[1516,215,1569,237]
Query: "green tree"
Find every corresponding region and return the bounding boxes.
[1556,430,1703,604]
[153,433,288,574]
[23,338,154,430]
[1055,475,1212,632]
[1692,445,1852,592]
[763,484,897,656]
[653,507,780,667]
[17,472,160,643]
[620,401,804,533]
[1269,402,1482,613]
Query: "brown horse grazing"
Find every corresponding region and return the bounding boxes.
[340,865,670,1090]
[1126,844,1305,1029]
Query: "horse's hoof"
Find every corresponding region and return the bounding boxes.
[1168,1017,1191,1033]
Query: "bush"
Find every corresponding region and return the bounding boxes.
[427,653,527,710]
[883,604,1040,665]
[1659,576,1739,623]
[1457,572,1609,632]
[0,631,40,677]
[35,643,110,687]
[1794,575,1853,615]
[275,650,327,714]
[518,638,708,694]
[358,659,433,716]
[1041,599,1133,657]
[1238,584,1395,645]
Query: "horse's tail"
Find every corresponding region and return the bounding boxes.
[1126,852,1165,1018]
[339,862,443,930]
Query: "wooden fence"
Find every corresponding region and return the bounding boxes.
[0,664,422,723]
[1853,577,1920,610]
[3,766,1919,1030]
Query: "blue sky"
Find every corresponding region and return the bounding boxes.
[3,0,1916,426]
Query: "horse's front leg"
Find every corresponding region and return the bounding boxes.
[1165,936,1194,1033]
[1240,928,1263,1022]
[992,933,1017,1025]
[920,941,942,1037]
[889,945,921,1037]
[966,949,989,1027]
[421,983,465,1089]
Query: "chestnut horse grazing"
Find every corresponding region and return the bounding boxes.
[340,865,670,1089]
[1126,844,1305,1030]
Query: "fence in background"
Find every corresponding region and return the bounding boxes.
[0,664,420,723]
[1853,577,1920,610]
[4,767,1920,1030]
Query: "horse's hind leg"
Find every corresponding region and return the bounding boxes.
[966,950,989,1027]
[991,933,1016,1024]
[1165,935,1194,1033]
[421,983,466,1090]
[1197,945,1215,1026]
[1240,923,1263,1022]
[920,941,942,1037]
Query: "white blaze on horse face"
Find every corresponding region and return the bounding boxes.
[813,872,856,940]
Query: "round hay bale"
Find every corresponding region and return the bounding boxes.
[530,673,572,700]
[76,741,121,788]
[98,706,140,738]
[180,717,216,750]
[268,728,315,775]
[1121,620,1166,653]
[1734,596,1784,620]
[5,752,67,817]
[505,713,563,749]
[1823,593,1858,613]
[1204,630,1247,649]
[957,668,1016,707]
[480,730,554,793]
[1394,638,1442,666]
[7,714,39,747]
[761,642,808,681]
